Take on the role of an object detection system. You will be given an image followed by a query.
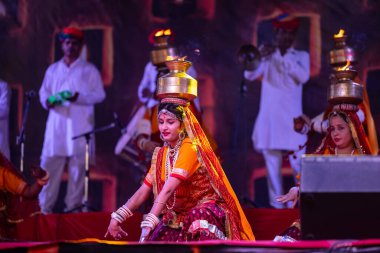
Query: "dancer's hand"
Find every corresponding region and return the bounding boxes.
[104,219,128,240]
[31,165,47,180]
[276,186,299,208]
[139,227,152,243]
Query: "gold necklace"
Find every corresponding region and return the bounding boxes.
[334,147,355,155]
[164,139,182,210]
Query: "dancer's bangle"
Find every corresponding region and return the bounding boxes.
[111,211,124,223]
[111,205,133,223]
[140,213,159,229]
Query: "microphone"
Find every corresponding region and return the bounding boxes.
[25,90,36,98]
[113,112,127,135]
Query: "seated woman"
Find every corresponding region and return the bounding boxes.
[0,151,49,239]
[106,97,254,242]
[274,104,374,241]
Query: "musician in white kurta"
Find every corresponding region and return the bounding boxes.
[0,81,10,159]
[39,27,105,213]
[244,16,310,208]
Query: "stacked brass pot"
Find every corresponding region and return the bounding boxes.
[157,58,197,101]
[327,29,363,105]
[150,29,177,67]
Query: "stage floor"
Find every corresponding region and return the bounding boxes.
[2,239,380,253]
[11,208,300,241]
[2,209,380,252]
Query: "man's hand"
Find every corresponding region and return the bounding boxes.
[141,88,152,99]
[67,92,79,102]
[46,99,55,109]
[293,115,311,134]
[258,43,276,58]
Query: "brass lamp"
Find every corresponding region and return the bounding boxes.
[329,29,356,68]
[150,29,177,67]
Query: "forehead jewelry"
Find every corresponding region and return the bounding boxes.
[158,109,178,120]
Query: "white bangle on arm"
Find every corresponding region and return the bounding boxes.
[140,213,160,230]
[111,204,133,223]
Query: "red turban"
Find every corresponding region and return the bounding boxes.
[59,27,84,41]
[272,13,300,30]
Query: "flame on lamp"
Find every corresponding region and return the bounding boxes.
[155,29,172,37]
[338,60,351,71]
[334,29,345,39]
[165,55,187,61]
[164,29,171,36]
[166,55,177,61]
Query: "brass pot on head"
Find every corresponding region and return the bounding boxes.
[329,29,356,69]
[150,29,177,67]
[157,58,197,101]
[328,69,363,105]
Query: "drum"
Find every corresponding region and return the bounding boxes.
[115,136,149,175]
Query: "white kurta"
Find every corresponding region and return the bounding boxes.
[245,48,310,151]
[39,58,106,157]
[137,62,200,110]
[0,80,10,159]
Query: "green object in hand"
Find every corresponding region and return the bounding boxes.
[48,90,73,105]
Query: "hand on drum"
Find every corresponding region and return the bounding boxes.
[293,115,310,134]
[143,140,161,153]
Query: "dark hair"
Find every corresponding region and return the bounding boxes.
[158,103,184,121]
[329,111,349,124]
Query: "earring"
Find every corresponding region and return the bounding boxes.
[160,134,168,146]
[179,130,186,141]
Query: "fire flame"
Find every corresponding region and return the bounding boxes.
[334,29,345,38]
[155,29,172,37]
[164,29,171,36]
[338,60,350,71]
[166,55,187,61]
[166,55,176,61]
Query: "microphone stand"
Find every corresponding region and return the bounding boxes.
[71,122,116,212]
[16,93,34,173]
[231,65,249,169]
[230,57,252,206]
